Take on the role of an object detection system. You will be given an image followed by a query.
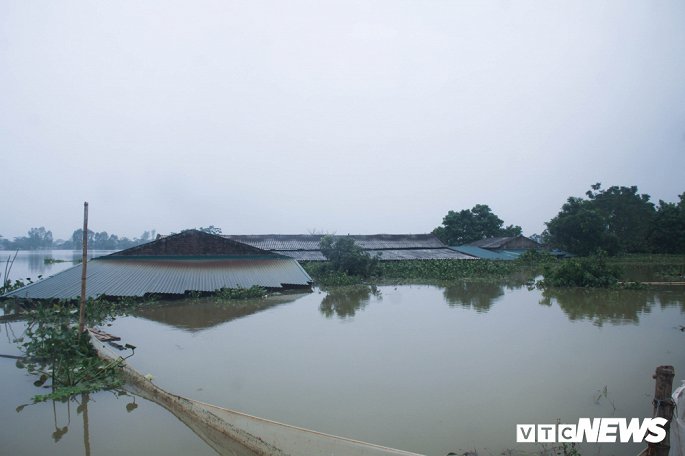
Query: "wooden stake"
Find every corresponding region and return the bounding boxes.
[78,202,88,334]
[647,365,675,456]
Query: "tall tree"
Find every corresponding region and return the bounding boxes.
[546,184,656,255]
[71,228,95,247]
[649,193,685,253]
[585,184,655,253]
[433,204,522,245]
[20,227,54,250]
[545,197,619,255]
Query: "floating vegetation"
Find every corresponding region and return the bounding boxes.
[215,285,267,300]
[378,259,523,281]
[43,258,67,264]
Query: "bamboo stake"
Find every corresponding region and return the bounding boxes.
[78,202,88,334]
[647,365,675,456]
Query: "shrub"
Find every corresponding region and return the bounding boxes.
[539,251,622,288]
[319,235,379,278]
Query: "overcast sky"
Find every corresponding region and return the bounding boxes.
[2,1,684,241]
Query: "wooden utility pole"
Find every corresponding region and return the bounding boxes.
[78,202,88,334]
[647,365,675,456]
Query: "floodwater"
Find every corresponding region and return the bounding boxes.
[0,249,117,288]
[1,253,684,455]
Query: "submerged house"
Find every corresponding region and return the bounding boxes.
[450,235,540,260]
[2,230,312,301]
[224,234,475,261]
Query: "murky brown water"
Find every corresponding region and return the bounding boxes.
[1,256,684,455]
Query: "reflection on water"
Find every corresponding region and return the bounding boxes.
[2,279,684,456]
[540,287,685,326]
[134,294,308,331]
[1,319,219,456]
[319,285,380,318]
[442,282,504,312]
[0,250,116,285]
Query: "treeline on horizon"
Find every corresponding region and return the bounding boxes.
[430,183,685,255]
[0,226,222,252]
[0,228,158,251]
[2,185,684,255]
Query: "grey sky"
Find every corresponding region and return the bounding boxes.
[2,1,684,241]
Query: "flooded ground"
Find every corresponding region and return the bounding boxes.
[0,249,116,288]
[1,254,684,455]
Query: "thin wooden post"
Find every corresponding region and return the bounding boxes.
[78,202,88,334]
[647,365,675,456]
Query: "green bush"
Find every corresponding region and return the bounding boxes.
[539,251,622,288]
[319,235,379,278]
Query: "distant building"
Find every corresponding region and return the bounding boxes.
[2,230,312,300]
[450,235,540,260]
[466,235,540,251]
[224,234,475,261]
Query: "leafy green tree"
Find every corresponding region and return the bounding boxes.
[319,235,379,278]
[546,184,656,255]
[649,193,685,253]
[433,204,522,245]
[545,197,619,256]
[585,184,655,253]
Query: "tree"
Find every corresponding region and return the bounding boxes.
[545,197,619,255]
[545,184,657,255]
[71,229,95,248]
[433,204,522,245]
[15,227,54,250]
[585,184,654,253]
[137,230,157,243]
[319,235,379,278]
[649,193,685,253]
[198,226,222,235]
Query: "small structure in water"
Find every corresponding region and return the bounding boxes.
[2,230,312,300]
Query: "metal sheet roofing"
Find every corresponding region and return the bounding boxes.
[3,257,312,300]
[225,234,446,251]
[370,248,475,260]
[449,246,519,260]
[466,237,515,249]
[278,248,474,261]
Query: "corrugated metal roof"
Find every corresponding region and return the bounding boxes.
[3,257,312,300]
[225,234,446,251]
[467,237,515,249]
[467,236,539,250]
[225,235,322,251]
[370,248,475,260]
[449,246,518,260]
[277,251,328,261]
[114,230,278,257]
[278,248,474,261]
